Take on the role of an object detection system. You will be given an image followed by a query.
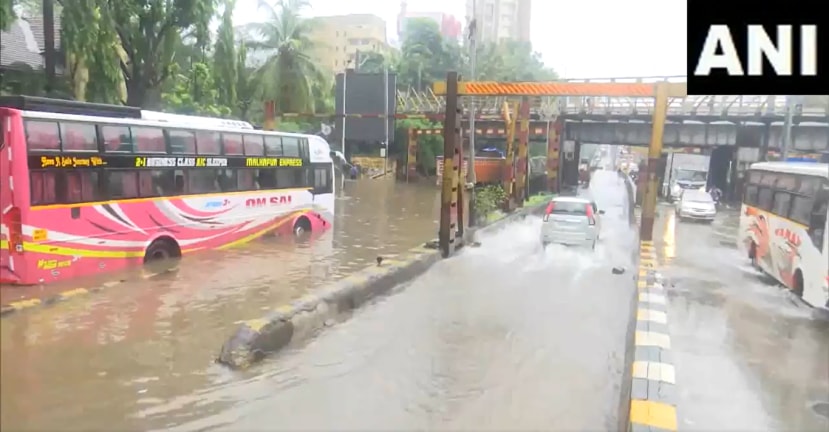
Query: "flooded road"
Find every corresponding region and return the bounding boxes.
[655,206,829,431]
[136,170,639,431]
[0,179,443,431]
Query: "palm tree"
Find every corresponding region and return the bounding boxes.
[244,0,325,114]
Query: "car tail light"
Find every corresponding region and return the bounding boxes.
[4,207,23,255]
[543,201,554,222]
[585,204,596,225]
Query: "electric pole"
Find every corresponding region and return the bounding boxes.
[781,96,793,161]
[467,6,478,226]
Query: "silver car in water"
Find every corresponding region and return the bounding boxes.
[540,197,605,249]
[675,189,717,222]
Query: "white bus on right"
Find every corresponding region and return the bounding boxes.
[738,161,829,310]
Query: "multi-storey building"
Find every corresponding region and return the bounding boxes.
[396,2,462,42]
[308,14,388,73]
[465,0,531,44]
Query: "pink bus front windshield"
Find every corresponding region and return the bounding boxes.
[0,108,334,285]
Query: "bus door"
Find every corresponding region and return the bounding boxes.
[810,181,829,254]
[0,108,23,283]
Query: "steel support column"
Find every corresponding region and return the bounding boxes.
[406,128,418,182]
[439,72,463,258]
[546,118,563,194]
[515,97,530,206]
[502,102,517,207]
[640,82,669,241]
[455,120,465,241]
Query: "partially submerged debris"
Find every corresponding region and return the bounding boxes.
[612,266,626,275]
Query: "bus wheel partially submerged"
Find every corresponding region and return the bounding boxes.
[143,237,182,264]
[293,216,312,237]
[792,270,804,298]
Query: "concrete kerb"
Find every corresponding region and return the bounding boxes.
[216,201,550,370]
[0,267,177,318]
[627,243,679,432]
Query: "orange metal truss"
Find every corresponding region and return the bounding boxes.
[432,81,687,98]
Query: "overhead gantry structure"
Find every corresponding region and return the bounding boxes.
[432,72,687,258]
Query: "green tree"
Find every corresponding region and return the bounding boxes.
[357,51,389,74]
[0,0,15,30]
[235,41,258,120]
[474,40,557,81]
[244,0,325,114]
[162,61,231,116]
[397,18,461,91]
[60,0,123,103]
[213,0,237,109]
[60,0,216,107]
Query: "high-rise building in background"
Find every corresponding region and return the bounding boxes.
[397,1,462,42]
[465,0,531,44]
[308,14,388,73]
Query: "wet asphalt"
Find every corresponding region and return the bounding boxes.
[655,204,829,431]
[2,170,827,431]
[143,170,639,431]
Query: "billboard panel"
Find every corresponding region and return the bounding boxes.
[334,71,397,148]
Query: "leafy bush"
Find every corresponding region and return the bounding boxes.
[475,185,508,218]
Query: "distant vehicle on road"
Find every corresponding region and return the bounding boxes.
[0,98,335,285]
[540,197,604,249]
[663,153,710,202]
[738,162,829,310]
[675,189,717,222]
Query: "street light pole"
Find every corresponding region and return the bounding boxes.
[781,96,794,161]
[467,8,479,226]
[383,63,390,176]
[341,68,348,157]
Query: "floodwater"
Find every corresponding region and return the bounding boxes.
[140,170,639,431]
[655,205,829,431]
[0,178,444,431]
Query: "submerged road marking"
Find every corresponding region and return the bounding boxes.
[276,305,294,315]
[632,361,676,384]
[58,288,89,298]
[635,331,671,349]
[630,400,678,431]
[244,318,270,332]
[8,298,42,309]
[639,292,667,305]
[637,308,668,324]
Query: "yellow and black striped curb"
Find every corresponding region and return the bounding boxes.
[629,240,679,432]
[217,203,549,370]
[0,268,177,319]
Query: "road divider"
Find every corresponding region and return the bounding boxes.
[216,201,550,370]
[626,241,679,432]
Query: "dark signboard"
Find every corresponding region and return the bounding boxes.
[334,71,397,147]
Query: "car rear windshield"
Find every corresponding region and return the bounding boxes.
[686,193,712,203]
[551,201,587,214]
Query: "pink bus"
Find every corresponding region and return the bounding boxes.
[0,98,335,285]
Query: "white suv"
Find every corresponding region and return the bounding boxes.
[540,197,604,249]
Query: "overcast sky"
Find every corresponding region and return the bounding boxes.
[233,0,687,79]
